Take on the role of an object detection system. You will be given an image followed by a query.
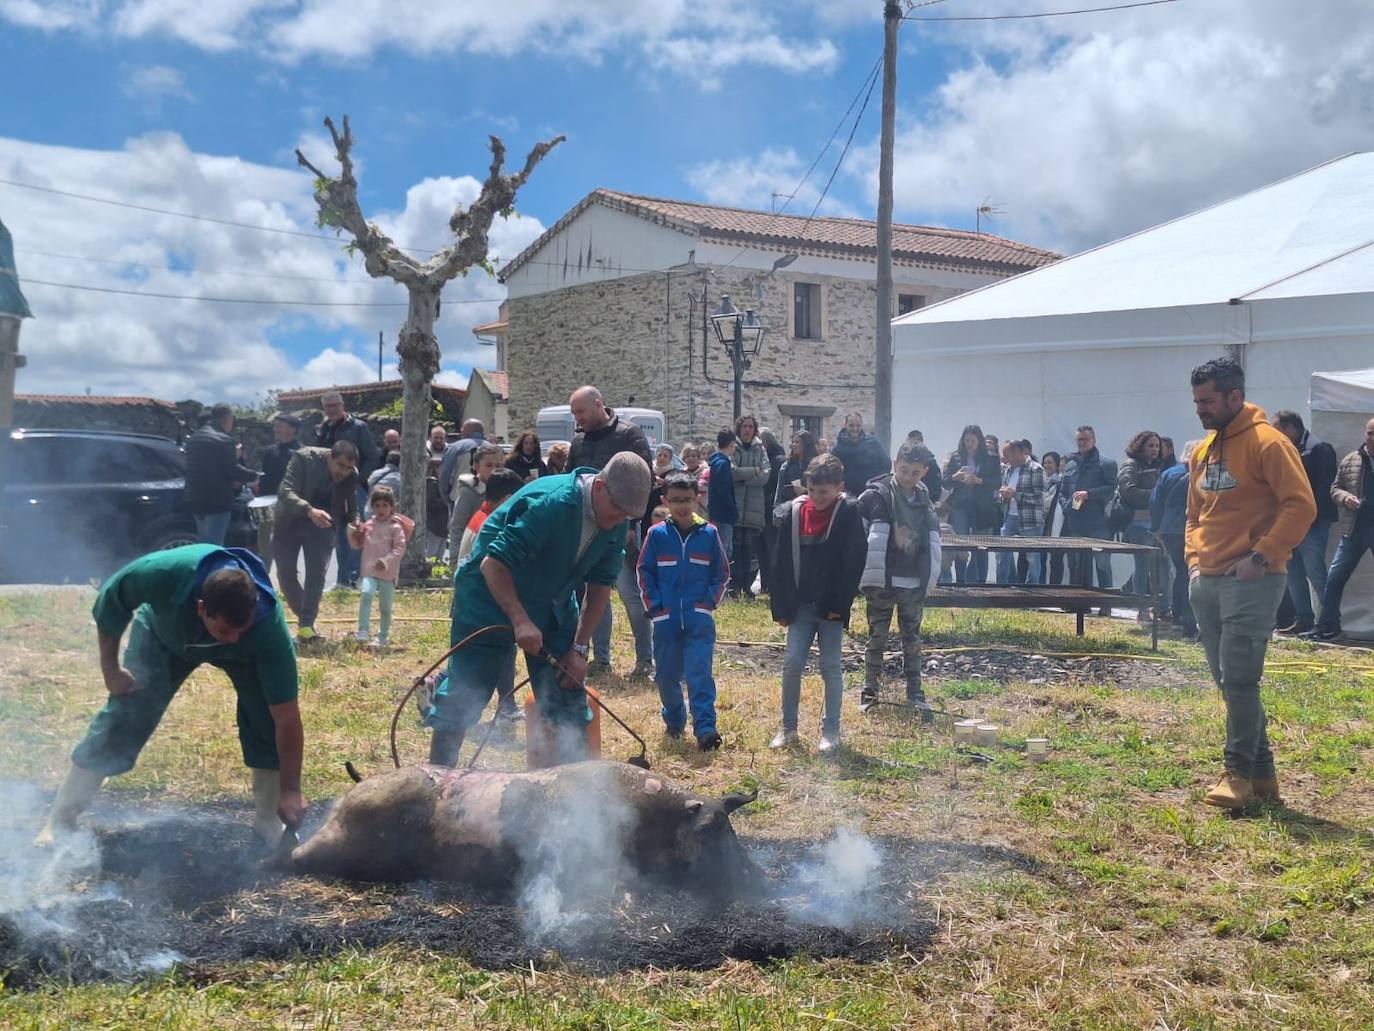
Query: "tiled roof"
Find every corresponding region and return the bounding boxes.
[473,369,508,399]
[15,393,177,409]
[275,379,466,405]
[471,318,509,336]
[499,188,1060,280]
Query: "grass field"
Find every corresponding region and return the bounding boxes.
[2,585,1374,1029]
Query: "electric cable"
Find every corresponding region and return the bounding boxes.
[902,0,1179,22]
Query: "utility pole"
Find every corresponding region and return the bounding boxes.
[377,330,383,382]
[874,0,900,453]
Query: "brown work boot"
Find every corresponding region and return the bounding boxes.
[1203,770,1253,810]
[1250,776,1282,804]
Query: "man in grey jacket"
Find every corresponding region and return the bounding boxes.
[272,441,359,640]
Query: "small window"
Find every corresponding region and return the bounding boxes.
[789,415,823,440]
[793,282,822,340]
[897,293,926,316]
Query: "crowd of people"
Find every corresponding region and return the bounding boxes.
[32,356,1371,849]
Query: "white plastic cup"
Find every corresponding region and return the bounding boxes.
[954,719,979,743]
[975,723,999,748]
[1025,737,1049,763]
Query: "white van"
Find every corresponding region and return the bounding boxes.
[535,405,667,452]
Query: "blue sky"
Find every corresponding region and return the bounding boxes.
[1,1,1369,402]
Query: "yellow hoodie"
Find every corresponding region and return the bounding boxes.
[1185,403,1316,575]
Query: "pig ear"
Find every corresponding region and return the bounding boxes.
[684,799,705,814]
[719,789,758,815]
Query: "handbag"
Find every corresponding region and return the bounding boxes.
[1104,489,1133,533]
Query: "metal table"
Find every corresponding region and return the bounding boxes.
[929,534,1164,649]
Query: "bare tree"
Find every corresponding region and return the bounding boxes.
[296,115,563,578]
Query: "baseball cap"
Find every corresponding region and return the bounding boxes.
[273,412,303,428]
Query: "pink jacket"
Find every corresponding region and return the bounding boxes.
[353,515,407,582]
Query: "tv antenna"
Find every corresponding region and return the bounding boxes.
[976,197,1006,234]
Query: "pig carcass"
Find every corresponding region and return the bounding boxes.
[292,761,765,902]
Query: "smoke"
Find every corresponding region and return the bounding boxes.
[786,826,885,928]
[510,764,636,942]
[0,782,186,981]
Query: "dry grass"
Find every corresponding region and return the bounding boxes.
[3,587,1374,1028]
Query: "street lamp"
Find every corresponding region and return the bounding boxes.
[710,294,766,422]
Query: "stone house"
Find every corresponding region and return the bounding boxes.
[498,189,1059,445]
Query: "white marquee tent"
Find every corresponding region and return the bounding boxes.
[1310,368,1374,640]
[891,153,1374,464]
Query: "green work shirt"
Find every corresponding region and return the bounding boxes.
[453,469,627,632]
[92,544,298,705]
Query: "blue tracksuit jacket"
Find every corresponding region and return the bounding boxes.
[636,515,730,737]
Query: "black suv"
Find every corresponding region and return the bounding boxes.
[0,428,255,584]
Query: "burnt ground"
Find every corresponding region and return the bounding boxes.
[721,642,1194,691]
[0,797,1044,989]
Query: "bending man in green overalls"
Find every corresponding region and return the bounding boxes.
[35,544,305,846]
[425,451,652,766]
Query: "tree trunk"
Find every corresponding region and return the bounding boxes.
[397,286,440,582]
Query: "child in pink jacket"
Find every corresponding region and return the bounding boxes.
[347,486,407,648]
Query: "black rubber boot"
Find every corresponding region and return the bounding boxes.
[906,682,934,723]
[428,729,465,767]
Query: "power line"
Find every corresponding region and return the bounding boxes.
[12,276,502,308]
[19,247,381,286]
[0,176,446,254]
[902,0,1179,22]
[804,51,882,223]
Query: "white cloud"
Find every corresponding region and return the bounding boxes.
[861,0,1374,254]
[0,131,545,404]
[686,146,859,217]
[2,0,842,82]
[122,65,195,110]
[0,0,96,30]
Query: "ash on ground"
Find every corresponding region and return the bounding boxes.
[0,796,1050,989]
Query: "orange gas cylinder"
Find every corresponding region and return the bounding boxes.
[523,685,602,770]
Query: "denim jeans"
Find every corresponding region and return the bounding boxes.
[779,603,846,737]
[357,576,395,644]
[951,504,989,583]
[1189,572,1286,779]
[731,526,762,594]
[333,486,366,587]
[1315,524,1374,633]
[1286,518,1331,628]
[194,511,231,546]
[996,514,1042,584]
[592,552,654,667]
[1160,534,1196,633]
[716,523,734,560]
[1124,524,1156,601]
[1066,519,1114,589]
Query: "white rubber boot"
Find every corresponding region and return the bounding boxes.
[251,768,284,846]
[34,765,105,847]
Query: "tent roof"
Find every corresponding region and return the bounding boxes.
[1311,367,1374,413]
[895,152,1374,326]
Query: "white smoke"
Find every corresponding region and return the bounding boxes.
[0,781,186,978]
[789,826,883,928]
[513,765,636,941]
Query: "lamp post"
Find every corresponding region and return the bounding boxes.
[710,294,766,423]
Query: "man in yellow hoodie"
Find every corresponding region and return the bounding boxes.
[1186,357,1316,809]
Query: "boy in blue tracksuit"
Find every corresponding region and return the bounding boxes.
[638,471,731,750]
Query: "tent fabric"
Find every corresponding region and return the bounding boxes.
[1311,367,1374,414]
[1309,368,1374,641]
[890,153,1374,481]
[0,218,32,320]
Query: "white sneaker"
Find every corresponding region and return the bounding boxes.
[817,733,841,755]
[769,730,798,749]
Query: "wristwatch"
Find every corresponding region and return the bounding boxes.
[1248,551,1267,568]
[571,642,589,657]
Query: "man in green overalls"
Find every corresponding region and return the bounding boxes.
[35,544,304,846]
[425,451,652,766]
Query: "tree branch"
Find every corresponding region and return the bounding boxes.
[429,133,565,286]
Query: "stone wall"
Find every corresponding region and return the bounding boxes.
[505,266,964,446]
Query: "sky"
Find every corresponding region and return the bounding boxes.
[1,0,1371,405]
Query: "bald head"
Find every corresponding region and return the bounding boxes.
[460,419,484,439]
[570,385,610,433]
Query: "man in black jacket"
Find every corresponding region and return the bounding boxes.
[1272,411,1338,633]
[1058,425,1118,592]
[831,412,890,497]
[254,413,302,574]
[316,391,379,588]
[185,402,257,546]
[568,385,655,679]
